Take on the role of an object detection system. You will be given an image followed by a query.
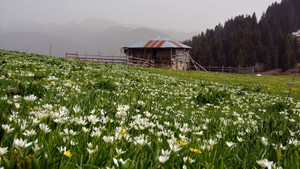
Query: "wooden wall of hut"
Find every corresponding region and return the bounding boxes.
[126,48,190,70]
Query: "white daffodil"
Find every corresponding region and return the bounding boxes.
[39,123,51,133]
[261,137,268,146]
[2,124,14,133]
[113,158,128,167]
[73,105,81,114]
[82,127,90,133]
[158,155,169,163]
[23,129,37,137]
[226,141,236,148]
[158,149,171,163]
[103,136,114,144]
[116,148,126,155]
[256,159,276,169]
[0,147,8,155]
[87,143,98,155]
[24,94,38,102]
[13,138,33,149]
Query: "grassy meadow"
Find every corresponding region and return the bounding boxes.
[0,50,299,169]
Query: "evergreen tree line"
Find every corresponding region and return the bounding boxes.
[183,0,300,71]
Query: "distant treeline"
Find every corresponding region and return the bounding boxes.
[183,0,300,71]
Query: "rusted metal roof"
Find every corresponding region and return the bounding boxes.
[125,36,191,49]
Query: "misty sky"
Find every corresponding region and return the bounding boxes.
[0,0,280,32]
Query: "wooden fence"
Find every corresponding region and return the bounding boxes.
[66,52,252,74]
[65,52,127,65]
[127,56,155,68]
[189,65,252,74]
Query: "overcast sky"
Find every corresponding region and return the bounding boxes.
[0,0,281,32]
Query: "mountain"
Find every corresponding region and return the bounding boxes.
[0,32,81,57]
[0,18,195,57]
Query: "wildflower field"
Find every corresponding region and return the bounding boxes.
[0,50,299,169]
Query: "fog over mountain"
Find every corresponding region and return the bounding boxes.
[0,18,197,57]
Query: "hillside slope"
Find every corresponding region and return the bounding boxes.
[0,51,299,168]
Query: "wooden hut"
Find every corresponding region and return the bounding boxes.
[122,36,192,70]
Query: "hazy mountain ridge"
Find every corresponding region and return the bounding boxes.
[0,18,196,57]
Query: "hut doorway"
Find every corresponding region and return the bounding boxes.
[152,49,157,60]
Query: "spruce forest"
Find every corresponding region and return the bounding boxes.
[183,0,300,71]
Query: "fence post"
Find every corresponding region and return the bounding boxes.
[222,65,224,73]
[99,52,101,62]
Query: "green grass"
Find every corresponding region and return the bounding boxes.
[0,50,299,169]
[138,67,300,102]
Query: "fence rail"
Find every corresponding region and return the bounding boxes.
[127,56,155,68]
[66,52,252,74]
[65,52,127,65]
[189,65,252,74]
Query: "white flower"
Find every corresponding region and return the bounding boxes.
[24,95,37,102]
[134,134,149,145]
[57,146,67,153]
[116,148,126,155]
[288,138,300,146]
[113,158,129,167]
[39,123,51,133]
[113,158,119,167]
[86,142,98,155]
[80,127,89,133]
[15,103,20,109]
[73,105,81,114]
[117,105,130,112]
[226,141,236,148]
[20,122,28,131]
[183,156,195,163]
[13,138,33,149]
[256,159,276,169]
[87,115,100,125]
[90,127,102,138]
[119,158,129,165]
[237,137,244,142]
[216,132,222,139]
[33,144,42,152]
[0,147,8,155]
[2,124,14,133]
[158,149,171,162]
[43,104,53,111]
[116,105,130,118]
[23,129,37,136]
[208,138,217,145]
[261,137,268,146]
[169,143,182,152]
[159,155,169,163]
[62,128,77,136]
[103,136,114,144]
[193,131,203,135]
